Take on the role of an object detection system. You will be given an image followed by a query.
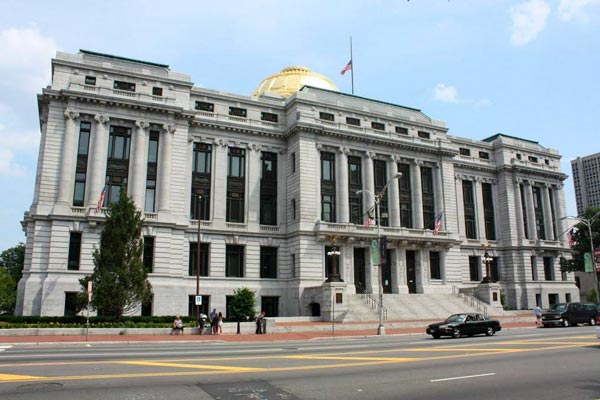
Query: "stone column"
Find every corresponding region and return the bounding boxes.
[524,180,537,240]
[514,178,525,240]
[158,124,175,213]
[455,175,465,238]
[554,184,566,245]
[363,152,375,220]
[388,156,400,227]
[247,144,261,224]
[57,110,80,205]
[86,114,109,209]
[411,159,424,229]
[433,162,444,219]
[474,178,486,240]
[131,120,149,209]
[277,150,286,227]
[337,147,350,223]
[542,183,555,240]
[212,139,228,222]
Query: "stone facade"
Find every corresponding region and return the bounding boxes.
[16,50,578,317]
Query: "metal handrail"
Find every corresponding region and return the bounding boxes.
[355,283,388,320]
[452,286,489,317]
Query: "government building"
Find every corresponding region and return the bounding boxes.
[16,50,578,317]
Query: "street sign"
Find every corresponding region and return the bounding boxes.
[371,239,380,266]
[584,253,594,273]
[195,295,202,305]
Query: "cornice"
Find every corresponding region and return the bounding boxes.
[189,119,285,140]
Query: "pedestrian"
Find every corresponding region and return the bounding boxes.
[209,308,217,335]
[534,306,543,327]
[172,315,184,335]
[217,312,224,335]
[255,311,265,334]
[198,312,207,335]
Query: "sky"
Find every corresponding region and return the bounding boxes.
[0,0,599,252]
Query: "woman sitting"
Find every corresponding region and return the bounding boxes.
[172,315,184,335]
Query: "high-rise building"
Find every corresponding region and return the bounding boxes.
[571,152,600,215]
[16,50,577,317]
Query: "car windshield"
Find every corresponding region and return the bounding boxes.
[549,303,567,312]
[446,314,466,322]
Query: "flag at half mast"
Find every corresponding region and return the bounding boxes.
[340,59,352,75]
[433,212,444,235]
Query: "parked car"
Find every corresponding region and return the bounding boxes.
[541,302,598,327]
[426,313,501,339]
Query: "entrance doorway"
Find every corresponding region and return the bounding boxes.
[353,248,366,293]
[406,250,417,294]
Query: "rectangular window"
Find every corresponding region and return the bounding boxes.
[421,166,435,229]
[228,147,245,178]
[260,247,278,279]
[462,180,477,239]
[107,126,131,161]
[195,101,215,112]
[226,245,244,277]
[226,147,246,222]
[188,242,209,276]
[520,184,529,239]
[398,163,412,228]
[346,117,360,126]
[479,151,490,160]
[141,296,152,316]
[469,256,481,281]
[459,148,471,156]
[543,256,554,281]
[261,296,279,317]
[291,198,296,220]
[528,156,538,163]
[321,151,336,222]
[395,126,408,135]
[85,76,96,85]
[152,87,163,96]
[532,186,546,240]
[191,144,212,220]
[260,152,277,225]
[319,112,334,121]
[229,106,247,117]
[371,121,385,131]
[348,156,362,185]
[430,251,441,280]
[291,152,296,173]
[73,122,91,206]
[321,194,336,222]
[193,143,212,174]
[226,191,245,223]
[68,232,82,271]
[261,112,278,123]
[516,153,522,160]
[73,173,87,207]
[349,196,363,225]
[417,131,430,139]
[291,254,296,278]
[348,155,363,225]
[321,152,335,181]
[482,182,496,240]
[105,125,132,206]
[143,236,154,274]
[374,159,389,226]
[531,256,537,280]
[64,292,78,316]
[114,80,135,92]
[490,258,500,282]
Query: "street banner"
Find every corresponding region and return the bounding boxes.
[379,236,387,264]
[584,253,594,273]
[371,239,380,266]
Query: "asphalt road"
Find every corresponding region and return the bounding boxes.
[0,327,599,399]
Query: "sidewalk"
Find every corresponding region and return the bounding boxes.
[0,315,536,345]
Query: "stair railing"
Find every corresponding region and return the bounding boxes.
[452,286,489,317]
[355,283,388,320]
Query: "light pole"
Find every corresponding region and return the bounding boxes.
[482,243,493,283]
[326,236,342,282]
[357,172,402,336]
[196,195,202,325]
[564,211,600,304]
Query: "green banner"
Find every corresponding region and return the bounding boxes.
[371,239,380,266]
[584,252,594,272]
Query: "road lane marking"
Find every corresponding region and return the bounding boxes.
[0,374,43,382]
[116,360,265,372]
[286,355,418,362]
[431,373,496,382]
[0,346,11,352]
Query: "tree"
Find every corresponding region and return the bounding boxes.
[228,287,256,322]
[0,243,25,314]
[560,207,600,273]
[79,189,152,319]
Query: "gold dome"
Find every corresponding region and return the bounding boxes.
[253,66,339,98]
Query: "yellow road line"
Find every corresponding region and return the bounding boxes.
[286,355,418,362]
[0,374,44,382]
[116,360,264,372]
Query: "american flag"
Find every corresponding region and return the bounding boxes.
[364,217,374,227]
[340,59,353,75]
[433,212,444,235]
[95,187,106,213]
[567,227,576,247]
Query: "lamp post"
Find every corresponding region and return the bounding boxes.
[482,243,493,283]
[357,172,402,336]
[564,211,600,304]
[196,195,202,325]
[326,236,342,282]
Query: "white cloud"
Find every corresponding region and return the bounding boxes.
[509,0,551,46]
[0,27,58,93]
[558,0,600,22]
[0,125,39,177]
[433,84,459,103]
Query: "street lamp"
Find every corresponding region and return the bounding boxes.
[357,171,402,336]
[563,211,600,304]
[326,236,342,282]
[482,243,493,283]
[196,194,202,325]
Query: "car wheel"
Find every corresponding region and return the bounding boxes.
[432,333,441,339]
[561,319,570,327]
[485,326,495,336]
[452,327,461,338]
[590,317,596,326]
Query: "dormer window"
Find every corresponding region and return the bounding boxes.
[346,117,360,126]
[371,122,385,131]
[195,101,214,112]
[114,80,136,92]
[395,126,408,135]
[85,76,96,85]
[479,151,490,160]
[459,148,471,156]
[417,131,431,139]
[528,156,538,163]
[229,107,247,117]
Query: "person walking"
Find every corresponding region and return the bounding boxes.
[255,311,265,334]
[197,312,207,335]
[534,306,543,327]
[209,308,217,335]
[217,312,224,335]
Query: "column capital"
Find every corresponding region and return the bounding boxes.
[366,151,376,159]
[94,114,109,124]
[249,143,261,152]
[64,109,80,120]
[338,146,349,155]
[315,143,323,151]
[411,158,423,166]
[164,124,176,134]
[213,137,227,147]
[135,120,149,130]
[390,154,399,162]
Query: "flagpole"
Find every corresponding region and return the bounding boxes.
[350,36,354,95]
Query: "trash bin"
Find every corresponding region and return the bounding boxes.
[263,318,275,334]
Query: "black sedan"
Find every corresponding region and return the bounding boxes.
[426,313,501,339]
